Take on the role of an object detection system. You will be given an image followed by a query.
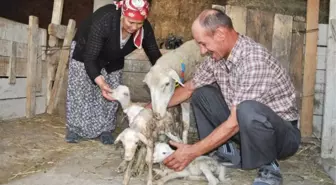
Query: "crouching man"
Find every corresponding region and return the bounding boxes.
[153,8,301,185]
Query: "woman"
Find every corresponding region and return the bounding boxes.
[65,0,162,144]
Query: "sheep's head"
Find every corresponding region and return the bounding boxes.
[115,128,149,161]
[153,142,174,163]
[109,85,131,109]
[143,67,184,118]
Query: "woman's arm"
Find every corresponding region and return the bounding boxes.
[142,20,162,65]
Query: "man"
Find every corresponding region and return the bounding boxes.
[155,8,301,185]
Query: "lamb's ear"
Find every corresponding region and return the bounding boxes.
[136,132,149,145]
[115,131,125,144]
[168,68,184,87]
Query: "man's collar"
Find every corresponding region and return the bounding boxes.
[222,34,243,71]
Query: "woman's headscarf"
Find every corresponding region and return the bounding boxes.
[114,0,150,49]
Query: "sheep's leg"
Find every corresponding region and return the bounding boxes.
[131,145,147,177]
[145,141,154,185]
[180,102,190,144]
[154,171,190,185]
[123,158,135,185]
[186,175,207,181]
[199,163,219,185]
[117,160,128,173]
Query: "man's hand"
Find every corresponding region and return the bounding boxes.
[163,140,199,171]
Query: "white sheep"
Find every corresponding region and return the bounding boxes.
[152,141,230,185]
[143,39,207,143]
[109,85,187,185]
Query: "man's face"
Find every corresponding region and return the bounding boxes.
[192,24,227,61]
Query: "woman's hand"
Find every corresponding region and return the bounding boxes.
[95,75,115,101]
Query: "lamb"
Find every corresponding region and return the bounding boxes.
[109,85,187,185]
[152,133,230,185]
[143,39,208,143]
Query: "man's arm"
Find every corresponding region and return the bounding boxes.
[167,80,195,108]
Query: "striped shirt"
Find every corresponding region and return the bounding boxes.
[192,34,298,121]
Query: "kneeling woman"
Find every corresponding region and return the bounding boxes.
[65,0,162,144]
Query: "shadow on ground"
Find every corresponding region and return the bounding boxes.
[0,114,334,185]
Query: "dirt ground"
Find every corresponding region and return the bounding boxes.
[0,114,334,185]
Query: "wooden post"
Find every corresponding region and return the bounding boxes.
[300,0,320,137]
[26,16,39,118]
[7,41,16,84]
[46,0,64,108]
[320,0,336,182]
[47,19,76,114]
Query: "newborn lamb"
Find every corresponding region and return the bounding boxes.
[153,137,230,185]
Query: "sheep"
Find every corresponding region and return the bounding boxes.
[143,39,208,143]
[152,133,231,185]
[109,85,187,185]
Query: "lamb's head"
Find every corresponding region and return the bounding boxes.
[109,85,131,109]
[153,142,175,163]
[115,128,149,161]
[143,66,184,118]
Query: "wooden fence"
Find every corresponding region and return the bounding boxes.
[0,17,47,120]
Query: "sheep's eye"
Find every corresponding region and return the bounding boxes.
[123,92,129,96]
[162,152,167,155]
[165,82,169,86]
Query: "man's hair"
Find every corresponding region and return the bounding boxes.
[198,8,233,34]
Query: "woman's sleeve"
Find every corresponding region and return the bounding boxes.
[142,20,162,65]
[83,14,110,83]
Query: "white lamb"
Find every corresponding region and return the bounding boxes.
[152,135,230,185]
[109,85,187,185]
[143,39,207,144]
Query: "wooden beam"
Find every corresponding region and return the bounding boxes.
[321,8,336,159]
[46,0,64,108]
[7,41,16,84]
[300,0,320,137]
[26,16,39,118]
[48,23,67,39]
[47,19,76,114]
[211,4,225,13]
[225,5,247,35]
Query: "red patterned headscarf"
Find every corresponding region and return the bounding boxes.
[114,0,150,49]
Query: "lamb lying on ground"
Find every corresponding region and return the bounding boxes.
[152,133,230,185]
[109,85,187,185]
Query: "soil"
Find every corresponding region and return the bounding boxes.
[0,114,334,185]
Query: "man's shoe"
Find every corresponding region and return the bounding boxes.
[253,161,283,185]
[215,142,241,168]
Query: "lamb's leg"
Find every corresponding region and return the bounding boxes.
[132,146,147,177]
[145,141,154,185]
[218,165,229,182]
[154,171,190,185]
[180,102,190,144]
[199,163,220,185]
[123,158,135,185]
[117,160,128,173]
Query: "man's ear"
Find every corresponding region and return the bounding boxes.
[214,27,227,40]
[168,68,184,87]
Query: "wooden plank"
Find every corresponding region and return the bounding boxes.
[36,46,42,92]
[7,41,16,84]
[321,17,336,159]
[0,56,47,77]
[289,19,305,111]
[0,39,28,58]
[48,23,67,39]
[47,19,76,114]
[246,8,275,51]
[225,5,247,35]
[0,78,46,100]
[317,47,327,69]
[271,14,293,71]
[300,0,320,137]
[25,16,39,118]
[0,96,46,121]
[40,29,47,61]
[49,0,64,47]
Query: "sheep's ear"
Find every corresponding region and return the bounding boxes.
[168,69,184,87]
[136,132,149,145]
